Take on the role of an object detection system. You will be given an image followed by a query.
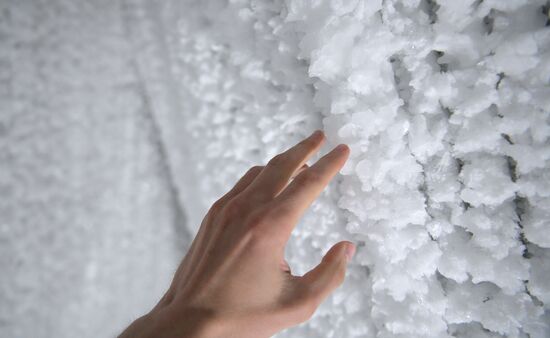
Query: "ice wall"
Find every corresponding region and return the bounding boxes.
[2,1,550,338]
[0,1,187,337]
[167,1,550,337]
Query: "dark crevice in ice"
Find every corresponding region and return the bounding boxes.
[523,245,544,306]
[472,0,485,10]
[390,54,436,227]
[514,195,532,259]
[506,160,532,258]
[501,128,532,260]
[505,153,532,260]
[496,72,505,89]
[423,0,439,24]
[414,154,435,221]
[505,155,518,182]
[454,156,471,212]
[502,133,513,145]
[390,54,413,106]
[456,157,465,175]
[524,283,543,309]
[432,51,448,73]
[440,104,454,119]
[435,270,451,297]
[379,0,387,23]
[483,10,495,35]
[542,2,550,26]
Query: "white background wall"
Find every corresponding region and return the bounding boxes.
[1,1,549,338]
[0,1,188,337]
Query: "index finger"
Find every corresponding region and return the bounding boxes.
[242,130,325,202]
[269,144,350,238]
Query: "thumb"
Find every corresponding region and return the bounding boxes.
[300,241,355,304]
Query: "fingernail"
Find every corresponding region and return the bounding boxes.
[310,130,324,139]
[335,144,349,153]
[345,243,356,263]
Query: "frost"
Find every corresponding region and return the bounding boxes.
[459,156,517,207]
[169,0,550,337]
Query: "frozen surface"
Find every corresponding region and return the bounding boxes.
[1,1,550,338]
[169,1,550,337]
[0,1,188,337]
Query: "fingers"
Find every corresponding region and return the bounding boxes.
[299,241,355,305]
[279,241,355,325]
[220,165,265,204]
[243,130,325,202]
[197,165,264,251]
[292,163,309,179]
[173,165,264,289]
[198,164,264,242]
[269,144,350,237]
[283,163,308,190]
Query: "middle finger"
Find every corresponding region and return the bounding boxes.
[242,130,325,202]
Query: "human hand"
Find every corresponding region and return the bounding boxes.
[120,130,355,338]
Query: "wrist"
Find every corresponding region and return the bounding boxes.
[120,305,228,338]
[118,312,158,338]
[160,306,224,338]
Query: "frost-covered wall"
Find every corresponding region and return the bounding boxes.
[0,1,187,337]
[2,1,550,338]
[168,1,550,337]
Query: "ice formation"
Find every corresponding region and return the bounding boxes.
[169,1,550,337]
[0,2,186,337]
[2,0,549,338]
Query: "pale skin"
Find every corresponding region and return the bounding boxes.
[119,130,355,338]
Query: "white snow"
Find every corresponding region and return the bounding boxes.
[170,1,550,337]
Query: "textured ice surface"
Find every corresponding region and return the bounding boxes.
[0,1,187,337]
[2,1,550,338]
[169,1,550,337]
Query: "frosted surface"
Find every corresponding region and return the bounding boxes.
[2,1,550,338]
[168,1,550,337]
[0,1,187,337]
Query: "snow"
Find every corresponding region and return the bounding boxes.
[171,1,550,337]
[1,1,550,338]
[0,1,186,337]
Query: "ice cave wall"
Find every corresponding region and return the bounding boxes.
[165,1,550,337]
[0,1,187,337]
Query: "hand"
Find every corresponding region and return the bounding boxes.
[120,130,355,338]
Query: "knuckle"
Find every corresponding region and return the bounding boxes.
[221,199,244,219]
[249,165,263,174]
[299,137,316,148]
[245,208,270,228]
[267,153,285,168]
[209,197,226,215]
[264,204,292,222]
[247,226,271,252]
[244,210,272,246]
[297,170,323,186]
